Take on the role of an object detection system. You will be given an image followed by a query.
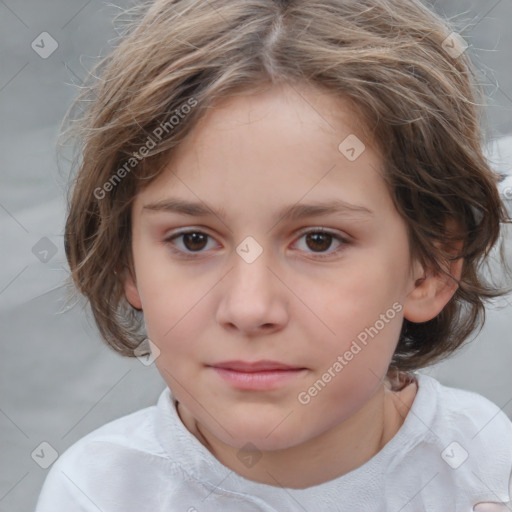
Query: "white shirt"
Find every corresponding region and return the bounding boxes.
[34,373,512,511]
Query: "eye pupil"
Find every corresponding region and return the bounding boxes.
[183,232,208,251]
[306,233,332,252]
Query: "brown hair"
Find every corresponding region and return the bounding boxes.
[62,0,511,376]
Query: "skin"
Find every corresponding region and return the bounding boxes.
[124,82,462,489]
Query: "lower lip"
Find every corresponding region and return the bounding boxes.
[210,367,306,390]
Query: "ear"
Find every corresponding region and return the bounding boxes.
[403,243,463,323]
[123,267,143,310]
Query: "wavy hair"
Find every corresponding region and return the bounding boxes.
[62,0,511,378]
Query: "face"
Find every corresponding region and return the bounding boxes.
[125,83,425,452]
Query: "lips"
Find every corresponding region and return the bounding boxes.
[209,360,304,372]
[207,360,307,391]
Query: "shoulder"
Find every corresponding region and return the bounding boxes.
[424,374,512,442]
[60,397,166,461]
[411,373,512,505]
[34,389,187,511]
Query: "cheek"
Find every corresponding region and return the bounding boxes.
[306,253,406,370]
[321,263,401,329]
[133,257,192,347]
[303,310,402,424]
[134,238,190,311]
[137,270,220,368]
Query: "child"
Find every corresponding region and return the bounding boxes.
[35,0,512,510]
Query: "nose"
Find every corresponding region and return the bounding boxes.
[215,243,289,336]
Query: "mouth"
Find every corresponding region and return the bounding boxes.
[210,360,305,372]
[207,360,307,391]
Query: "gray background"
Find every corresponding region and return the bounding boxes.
[1,1,511,511]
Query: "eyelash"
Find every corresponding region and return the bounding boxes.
[163,228,349,260]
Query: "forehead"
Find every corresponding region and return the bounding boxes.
[186,82,375,154]
[134,83,391,219]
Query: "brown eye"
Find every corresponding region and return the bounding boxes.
[304,232,334,252]
[293,228,348,260]
[164,230,216,257]
[181,232,208,251]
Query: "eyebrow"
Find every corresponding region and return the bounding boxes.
[142,198,374,222]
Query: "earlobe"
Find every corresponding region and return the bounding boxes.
[403,257,463,323]
[124,269,143,310]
